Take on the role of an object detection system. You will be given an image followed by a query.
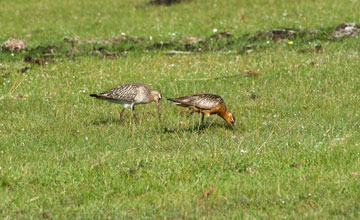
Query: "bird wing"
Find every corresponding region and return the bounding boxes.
[97,83,148,102]
[168,93,224,110]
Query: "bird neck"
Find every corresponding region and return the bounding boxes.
[218,110,228,119]
[217,103,227,117]
[150,91,161,103]
[149,93,157,103]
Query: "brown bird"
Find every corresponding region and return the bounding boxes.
[90,83,162,124]
[167,93,236,129]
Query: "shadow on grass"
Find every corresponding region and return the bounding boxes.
[163,122,232,134]
[92,118,120,126]
[91,112,157,126]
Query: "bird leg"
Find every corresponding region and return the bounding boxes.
[132,105,139,124]
[206,115,210,126]
[201,113,205,127]
[119,108,126,125]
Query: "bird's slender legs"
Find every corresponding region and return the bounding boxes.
[202,114,210,126]
[195,113,204,131]
[132,105,139,124]
[118,105,139,125]
[199,113,210,128]
[201,113,205,126]
[119,108,126,125]
[206,115,210,126]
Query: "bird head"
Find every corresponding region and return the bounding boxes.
[224,112,236,129]
[151,91,162,120]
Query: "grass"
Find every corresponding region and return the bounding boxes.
[1,0,360,219]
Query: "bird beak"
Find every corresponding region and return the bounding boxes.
[156,101,161,120]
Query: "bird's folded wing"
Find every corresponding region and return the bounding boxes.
[98,84,138,102]
[169,94,223,110]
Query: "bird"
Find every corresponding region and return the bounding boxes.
[167,93,236,129]
[90,83,162,124]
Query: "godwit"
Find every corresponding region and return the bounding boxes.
[90,83,162,124]
[167,93,236,129]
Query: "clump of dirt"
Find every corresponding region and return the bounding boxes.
[148,0,190,5]
[239,44,268,54]
[30,45,60,58]
[182,36,205,50]
[245,70,260,77]
[251,22,358,42]
[90,47,120,59]
[209,31,231,39]
[2,38,26,52]
[251,28,324,41]
[332,22,360,38]
[24,56,49,65]
[146,41,177,50]
[254,28,298,41]
[181,31,232,51]
[64,35,144,44]
[298,44,323,53]
[183,36,204,44]
[2,22,359,61]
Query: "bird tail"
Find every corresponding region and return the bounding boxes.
[90,94,98,98]
[167,98,176,102]
[167,98,183,105]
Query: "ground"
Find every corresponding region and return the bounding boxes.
[1,0,360,219]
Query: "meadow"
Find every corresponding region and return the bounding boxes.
[1,0,360,219]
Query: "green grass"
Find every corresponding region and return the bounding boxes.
[1,0,360,219]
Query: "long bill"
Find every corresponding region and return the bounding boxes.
[156,101,161,120]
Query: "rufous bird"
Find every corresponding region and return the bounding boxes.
[167,93,235,129]
[90,83,162,124]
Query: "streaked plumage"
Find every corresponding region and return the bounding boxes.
[90,83,162,124]
[168,93,236,129]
